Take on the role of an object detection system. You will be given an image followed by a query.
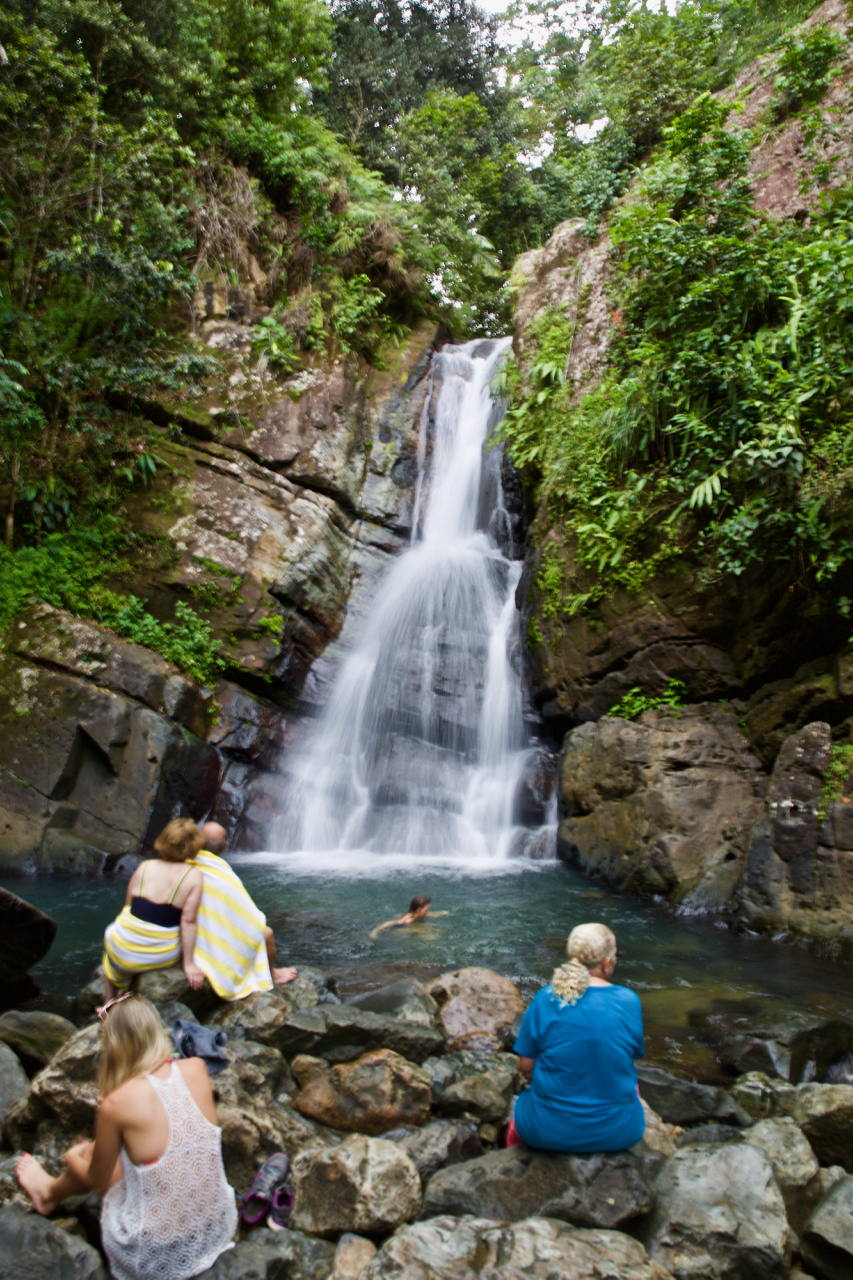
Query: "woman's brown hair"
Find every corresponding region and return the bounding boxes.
[153,818,204,864]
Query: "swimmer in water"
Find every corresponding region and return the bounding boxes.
[369,894,448,940]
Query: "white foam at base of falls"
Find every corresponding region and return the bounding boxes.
[270,337,557,871]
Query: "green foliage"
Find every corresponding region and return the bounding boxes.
[505,75,853,617]
[0,521,225,683]
[818,743,853,821]
[773,24,846,116]
[329,274,386,352]
[609,678,687,721]
[251,316,299,371]
[256,614,284,637]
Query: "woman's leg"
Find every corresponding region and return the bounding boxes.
[17,1142,124,1215]
[265,926,297,984]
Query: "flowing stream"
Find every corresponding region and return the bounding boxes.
[270,337,554,868]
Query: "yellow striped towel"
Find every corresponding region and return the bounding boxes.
[103,906,182,991]
[190,851,273,1001]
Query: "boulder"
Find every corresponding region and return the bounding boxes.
[193,1225,336,1280]
[0,1044,28,1125]
[292,1055,331,1089]
[0,1203,107,1280]
[790,1083,853,1171]
[422,1146,656,1230]
[801,1174,853,1280]
[637,1065,752,1128]
[422,1050,523,1100]
[0,1011,76,1076]
[211,1056,326,1190]
[644,1141,790,1279]
[425,969,524,1044]
[226,1041,295,1098]
[641,1100,682,1158]
[290,1136,422,1238]
[293,1049,432,1136]
[788,1018,853,1085]
[332,1234,377,1280]
[435,1070,514,1124]
[729,1072,796,1121]
[0,888,56,989]
[718,1035,790,1080]
[27,1024,101,1143]
[133,967,222,1020]
[736,722,853,944]
[208,989,292,1042]
[745,1117,821,1234]
[382,1119,483,1186]
[283,977,321,1012]
[266,1005,444,1064]
[346,979,439,1029]
[361,1214,675,1280]
[557,707,763,909]
[0,632,218,874]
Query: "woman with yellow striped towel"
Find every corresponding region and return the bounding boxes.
[102,819,205,1003]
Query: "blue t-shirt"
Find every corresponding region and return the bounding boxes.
[513,982,645,1153]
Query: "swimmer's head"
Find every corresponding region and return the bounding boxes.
[409,894,431,919]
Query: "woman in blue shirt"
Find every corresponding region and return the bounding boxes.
[511,922,645,1152]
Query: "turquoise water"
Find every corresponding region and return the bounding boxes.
[5,854,853,1082]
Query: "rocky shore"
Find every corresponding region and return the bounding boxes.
[1,963,852,1280]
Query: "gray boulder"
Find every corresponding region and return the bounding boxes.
[745,1117,821,1234]
[290,1136,422,1238]
[361,1214,675,1280]
[267,1005,444,1064]
[0,889,56,989]
[422,1050,522,1100]
[193,1226,335,1280]
[226,1041,296,1098]
[435,1069,515,1124]
[644,1141,789,1279]
[0,1011,76,1076]
[133,966,222,1019]
[790,1082,853,1172]
[0,1044,28,1126]
[422,1145,656,1230]
[0,1203,107,1280]
[346,978,439,1029]
[801,1174,853,1280]
[729,1072,796,1121]
[719,1035,790,1080]
[381,1119,483,1186]
[208,989,292,1042]
[637,1065,752,1128]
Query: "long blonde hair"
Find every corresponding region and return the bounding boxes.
[551,922,617,1006]
[99,995,173,1098]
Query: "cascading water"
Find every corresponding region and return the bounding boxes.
[271,338,556,867]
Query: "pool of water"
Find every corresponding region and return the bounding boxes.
[5,853,853,1082]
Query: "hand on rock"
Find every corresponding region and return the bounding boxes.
[184,963,205,991]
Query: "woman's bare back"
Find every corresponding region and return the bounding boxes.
[127,860,202,910]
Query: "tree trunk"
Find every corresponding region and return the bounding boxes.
[4,454,19,550]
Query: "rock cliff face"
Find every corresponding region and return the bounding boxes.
[510,0,853,944]
[0,325,442,871]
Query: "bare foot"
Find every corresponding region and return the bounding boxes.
[16,1154,59,1215]
[272,967,297,985]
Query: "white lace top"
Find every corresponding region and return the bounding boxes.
[101,1062,237,1280]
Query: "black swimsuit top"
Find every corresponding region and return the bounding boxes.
[130,862,192,928]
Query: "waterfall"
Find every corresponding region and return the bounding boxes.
[270,338,556,868]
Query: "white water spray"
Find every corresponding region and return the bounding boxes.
[270,338,555,868]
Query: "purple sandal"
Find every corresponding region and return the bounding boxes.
[240,1153,290,1227]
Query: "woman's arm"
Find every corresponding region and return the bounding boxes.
[427,910,449,918]
[368,919,397,940]
[79,1100,124,1193]
[179,874,205,989]
[518,1055,535,1083]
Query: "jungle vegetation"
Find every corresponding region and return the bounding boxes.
[0,0,847,674]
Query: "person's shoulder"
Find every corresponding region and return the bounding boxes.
[610,983,642,1006]
[103,1074,152,1117]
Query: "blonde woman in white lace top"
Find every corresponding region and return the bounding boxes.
[17,994,237,1280]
